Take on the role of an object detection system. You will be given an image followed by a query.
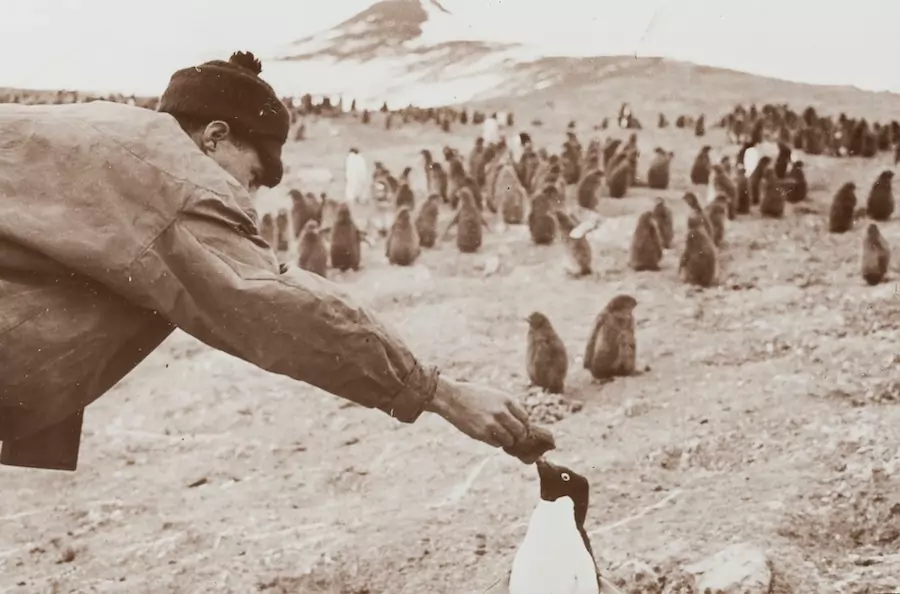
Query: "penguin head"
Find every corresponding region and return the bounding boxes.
[535,459,590,527]
[525,311,551,329]
[336,203,352,223]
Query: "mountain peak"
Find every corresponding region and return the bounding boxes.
[284,0,438,60]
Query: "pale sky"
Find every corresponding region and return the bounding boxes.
[1,0,899,96]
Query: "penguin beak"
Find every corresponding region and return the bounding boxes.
[534,458,557,486]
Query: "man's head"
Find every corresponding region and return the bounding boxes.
[157,51,290,191]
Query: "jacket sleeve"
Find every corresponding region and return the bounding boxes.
[121,187,440,423]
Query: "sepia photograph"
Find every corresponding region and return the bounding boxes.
[2,1,900,592]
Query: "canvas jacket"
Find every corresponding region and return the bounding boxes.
[0,101,439,470]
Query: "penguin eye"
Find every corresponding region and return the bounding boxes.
[561,472,571,482]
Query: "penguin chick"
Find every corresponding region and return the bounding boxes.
[275,208,291,252]
[386,207,421,266]
[689,146,712,185]
[421,149,434,191]
[829,182,858,233]
[785,161,807,203]
[711,164,736,219]
[460,175,484,211]
[773,141,792,178]
[704,199,728,247]
[866,170,894,221]
[497,164,528,224]
[720,155,732,176]
[577,169,604,209]
[602,138,622,170]
[508,459,600,594]
[429,162,449,203]
[861,223,891,285]
[289,189,323,238]
[528,187,557,245]
[606,161,631,199]
[583,294,638,380]
[679,217,717,287]
[735,164,751,214]
[629,211,663,271]
[759,168,786,218]
[651,198,674,249]
[415,194,441,248]
[542,182,566,212]
[259,212,276,246]
[646,148,673,190]
[395,181,416,211]
[297,220,328,277]
[329,203,363,272]
[446,158,468,208]
[526,312,569,394]
[682,192,713,238]
[748,156,772,206]
[555,210,594,277]
[561,153,582,185]
[444,187,488,253]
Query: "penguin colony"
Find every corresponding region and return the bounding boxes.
[256,103,896,590]
[272,107,895,398]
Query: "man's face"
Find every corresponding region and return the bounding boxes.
[208,138,264,194]
[199,121,265,194]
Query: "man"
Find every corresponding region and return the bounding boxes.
[482,112,500,145]
[344,147,369,205]
[0,51,549,471]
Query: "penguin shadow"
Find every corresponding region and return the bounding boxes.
[565,359,650,397]
[563,268,604,282]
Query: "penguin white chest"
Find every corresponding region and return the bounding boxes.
[509,498,599,594]
[744,146,760,176]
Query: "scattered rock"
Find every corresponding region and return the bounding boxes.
[609,558,664,593]
[521,388,584,424]
[780,463,900,552]
[673,543,772,594]
[57,546,77,564]
[474,533,487,556]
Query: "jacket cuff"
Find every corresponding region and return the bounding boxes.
[382,363,440,423]
[0,408,84,471]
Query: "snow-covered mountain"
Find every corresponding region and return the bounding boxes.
[261,0,658,109]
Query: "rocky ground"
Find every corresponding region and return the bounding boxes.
[2,110,900,594]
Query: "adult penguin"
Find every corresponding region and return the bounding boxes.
[508,459,618,594]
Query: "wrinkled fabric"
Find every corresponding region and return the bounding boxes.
[0,101,439,467]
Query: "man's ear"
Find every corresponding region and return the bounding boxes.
[201,120,231,151]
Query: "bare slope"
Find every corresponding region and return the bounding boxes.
[3,91,900,594]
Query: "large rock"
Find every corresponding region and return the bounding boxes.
[677,543,772,594]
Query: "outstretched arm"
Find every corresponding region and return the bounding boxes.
[120,188,439,423]
[103,187,541,455]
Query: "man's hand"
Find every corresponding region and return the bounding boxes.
[426,377,554,461]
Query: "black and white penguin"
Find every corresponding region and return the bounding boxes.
[508,459,604,594]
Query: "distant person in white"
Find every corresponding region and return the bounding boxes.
[482,113,500,145]
[344,148,368,204]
